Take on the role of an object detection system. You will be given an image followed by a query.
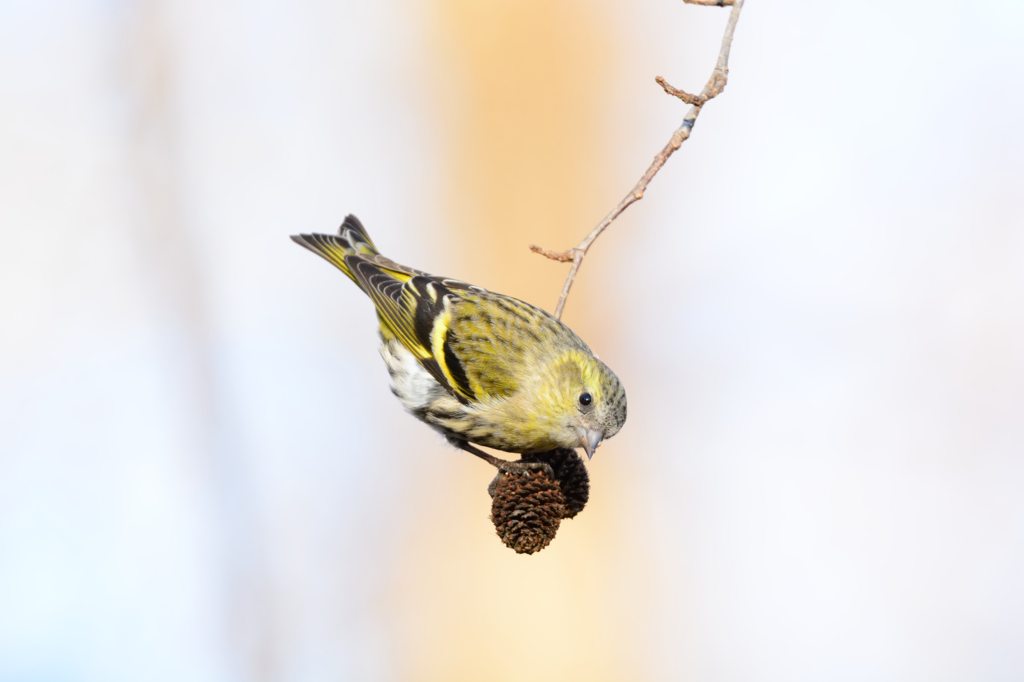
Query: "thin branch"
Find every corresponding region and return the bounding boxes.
[528,244,576,263]
[532,0,745,319]
[655,76,705,105]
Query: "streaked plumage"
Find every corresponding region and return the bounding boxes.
[291,215,626,459]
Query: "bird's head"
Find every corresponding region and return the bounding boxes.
[533,349,627,459]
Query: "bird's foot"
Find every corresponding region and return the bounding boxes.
[452,439,555,482]
[493,458,556,479]
[486,460,557,498]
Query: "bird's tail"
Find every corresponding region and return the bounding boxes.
[291,214,380,287]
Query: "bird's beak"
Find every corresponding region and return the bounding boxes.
[577,427,605,460]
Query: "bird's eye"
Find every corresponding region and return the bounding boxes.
[578,392,593,407]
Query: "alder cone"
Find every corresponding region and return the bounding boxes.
[489,469,566,555]
[522,448,590,519]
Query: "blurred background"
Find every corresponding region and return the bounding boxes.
[2,0,1023,680]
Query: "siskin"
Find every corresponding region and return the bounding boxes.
[292,215,626,469]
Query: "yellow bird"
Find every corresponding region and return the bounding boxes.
[292,215,626,471]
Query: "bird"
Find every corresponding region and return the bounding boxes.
[291,215,626,472]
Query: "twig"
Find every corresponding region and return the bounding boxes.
[528,244,576,263]
[532,0,745,319]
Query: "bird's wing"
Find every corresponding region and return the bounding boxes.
[294,228,542,405]
[346,257,483,404]
[442,292,575,401]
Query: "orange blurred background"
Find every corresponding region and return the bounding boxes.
[396,2,635,680]
[2,1,1024,681]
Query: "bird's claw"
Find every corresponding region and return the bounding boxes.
[487,460,555,498]
[498,459,555,479]
[455,440,555,480]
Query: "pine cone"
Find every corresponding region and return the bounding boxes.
[489,469,565,555]
[522,448,590,518]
